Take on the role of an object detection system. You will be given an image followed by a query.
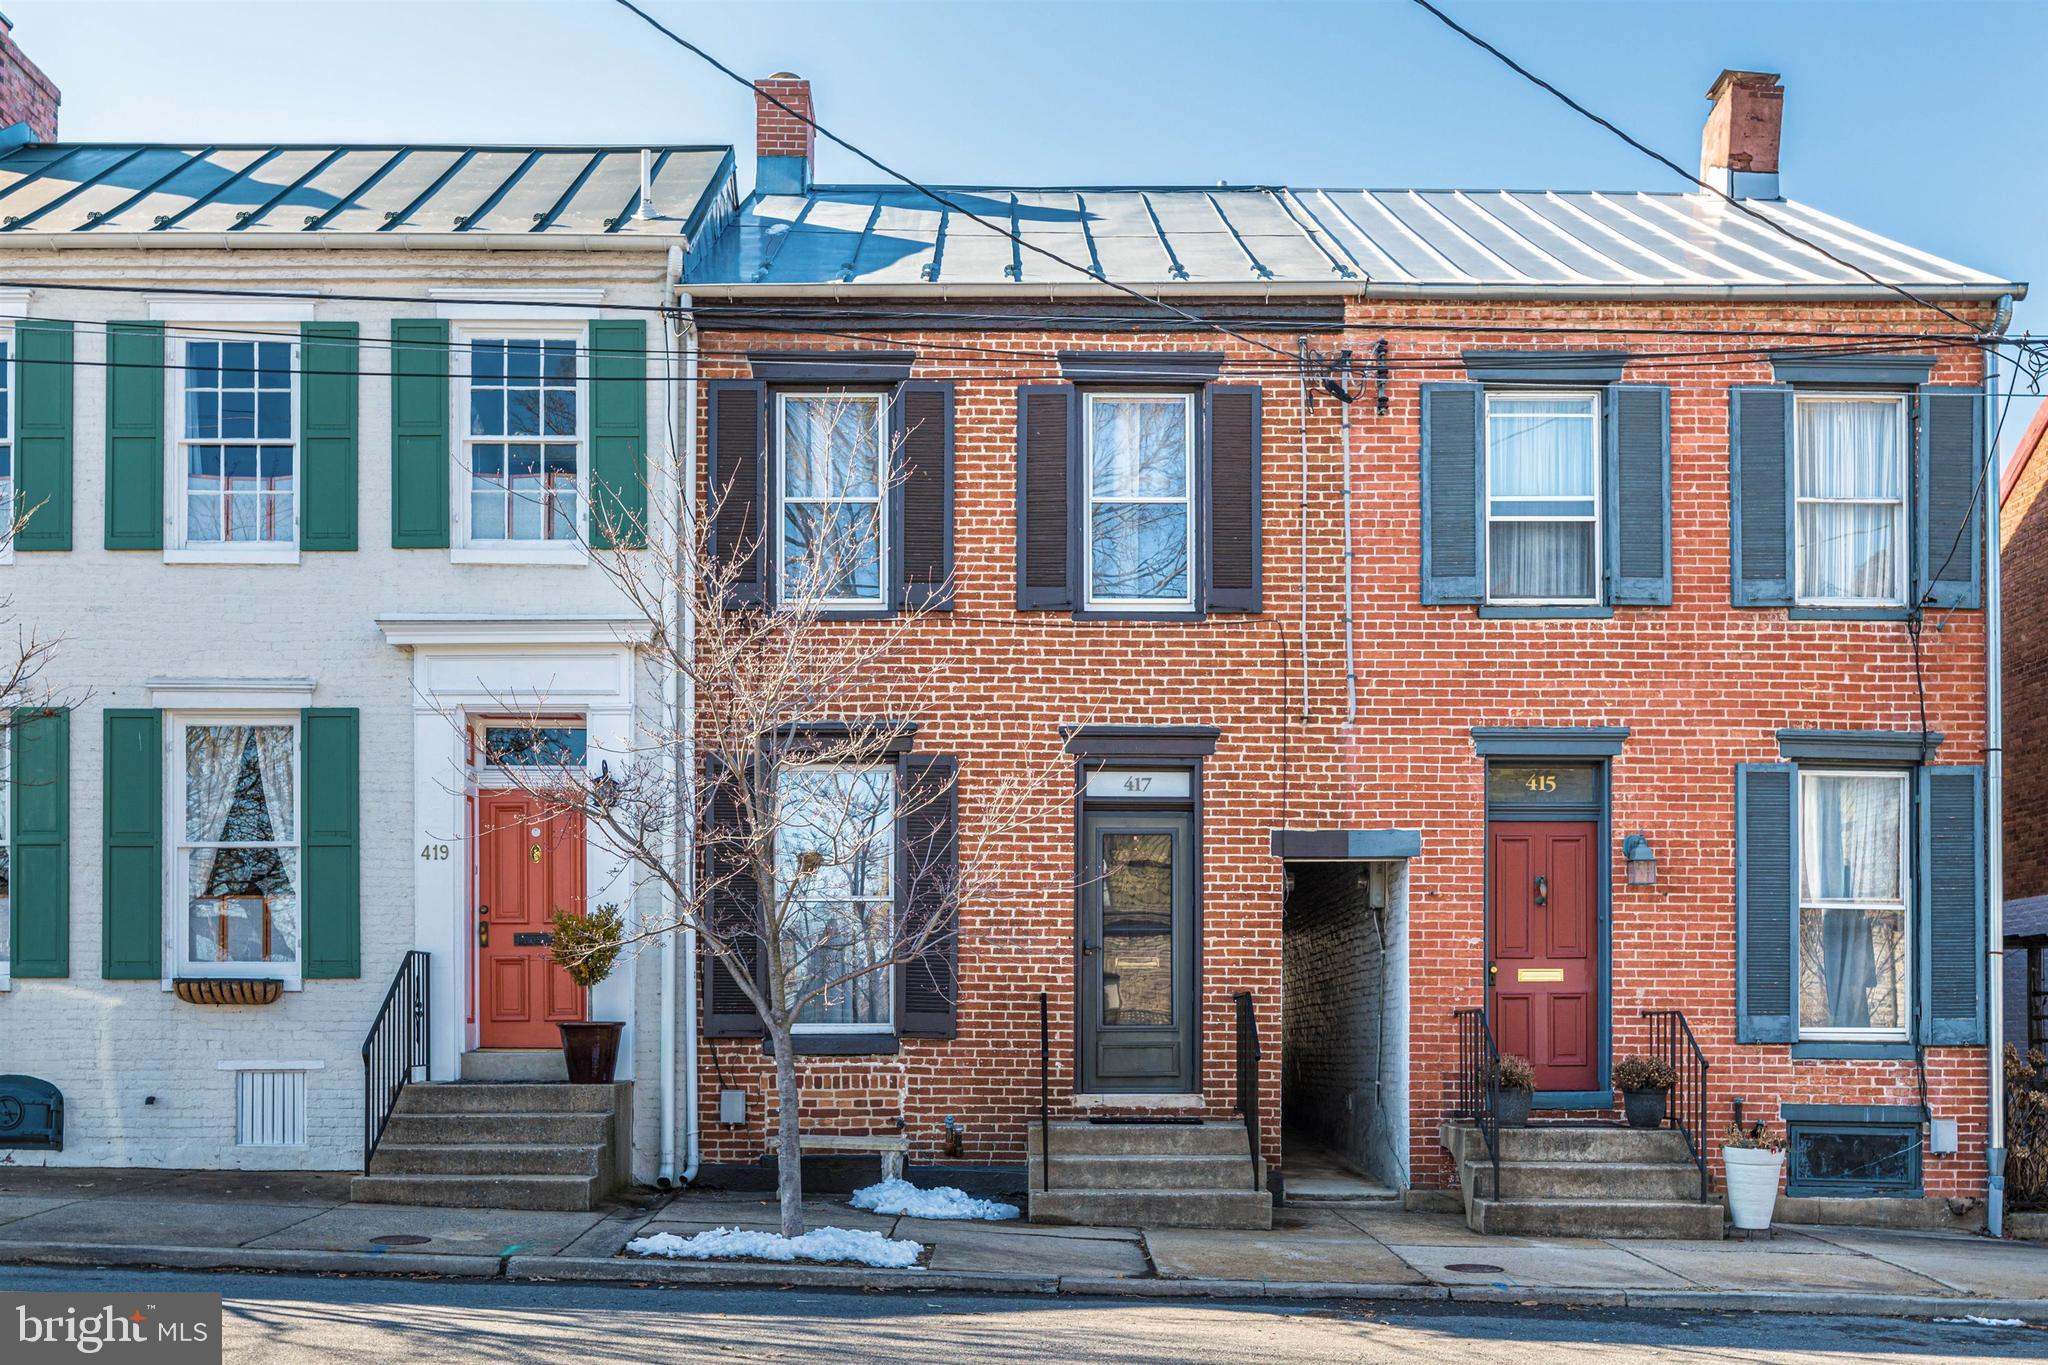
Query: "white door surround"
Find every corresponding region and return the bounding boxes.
[378,614,653,1082]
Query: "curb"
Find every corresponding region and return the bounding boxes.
[0,1242,504,1279]
[506,1255,1057,1294]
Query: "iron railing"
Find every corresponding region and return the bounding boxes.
[1038,990,1052,1193]
[1231,990,1262,1191]
[1642,1009,1711,1202]
[362,950,430,1171]
[1451,1006,1502,1200]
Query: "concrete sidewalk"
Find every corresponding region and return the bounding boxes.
[2,1167,2046,1321]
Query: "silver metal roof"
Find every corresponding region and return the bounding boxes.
[691,185,2020,298]
[0,144,736,242]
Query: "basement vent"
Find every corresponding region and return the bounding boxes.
[231,1068,309,1148]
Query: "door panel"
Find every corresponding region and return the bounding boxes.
[1080,813,1195,1093]
[1489,820,1600,1094]
[477,791,587,1048]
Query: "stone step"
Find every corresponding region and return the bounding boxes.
[1460,1158,1706,1204]
[349,1173,604,1212]
[368,1142,605,1178]
[460,1050,569,1083]
[1445,1122,1695,1166]
[1029,1187,1273,1230]
[1027,1121,1250,1157]
[1035,1152,1265,1190]
[396,1083,619,1116]
[378,1110,612,1147]
[1467,1197,1725,1240]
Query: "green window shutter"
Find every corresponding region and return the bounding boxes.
[101,709,162,980]
[1735,762,1797,1043]
[390,319,449,548]
[1419,382,1483,604]
[105,321,165,551]
[301,708,360,978]
[1916,387,1983,610]
[14,320,72,551]
[10,707,68,976]
[588,319,648,550]
[300,322,359,551]
[1729,385,1794,607]
[1605,383,1672,606]
[1920,764,1986,1045]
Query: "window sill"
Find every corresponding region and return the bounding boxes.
[762,1032,901,1057]
[1788,605,1912,622]
[1478,604,1613,620]
[1072,607,1207,623]
[450,545,590,567]
[1790,1040,1917,1060]
[164,547,300,566]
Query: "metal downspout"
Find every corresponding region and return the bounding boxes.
[1340,390,1358,724]
[656,248,685,1187]
[677,287,703,1186]
[1986,301,2011,1236]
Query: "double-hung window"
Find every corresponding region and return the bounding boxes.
[775,764,895,1032]
[1794,393,1909,607]
[458,332,583,553]
[1485,390,1601,605]
[1797,768,1910,1040]
[176,337,296,554]
[777,392,887,608]
[172,715,301,984]
[1085,392,1194,611]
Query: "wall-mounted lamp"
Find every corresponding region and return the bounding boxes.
[592,760,621,812]
[1623,832,1658,886]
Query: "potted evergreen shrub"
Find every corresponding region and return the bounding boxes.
[1489,1054,1535,1128]
[1721,1120,1787,1231]
[1612,1054,1676,1129]
[551,903,626,1084]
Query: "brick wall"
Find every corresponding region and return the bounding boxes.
[2003,419,2048,900]
[0,18,58,141]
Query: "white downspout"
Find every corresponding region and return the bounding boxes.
[674,279,703,1186]
[1985,302,2011,1236]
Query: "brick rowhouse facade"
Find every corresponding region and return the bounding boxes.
[2002,405,2048,903]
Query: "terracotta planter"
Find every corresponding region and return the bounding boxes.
[1492,1086,1532,1128]
[559,1021,623,1085]
[1622,1087,1668,1129]
[1722,1146,1785,1230]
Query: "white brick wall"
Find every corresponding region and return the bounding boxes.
[0,248,684,1172]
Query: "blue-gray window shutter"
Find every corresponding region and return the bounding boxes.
[706,380,767,607]
[1919,763,1986,1045]
[895,754,958,1038]
[1419,382,1482,604]
[892,380,954,611]
[1606,383,1671,605]
[1736,762,1797,1043]
[1205,383,1262,613]
[1016,383,1078,610]
[1729,385,1794,607]
[701,758,764,1037]
[1916,387,1983,610]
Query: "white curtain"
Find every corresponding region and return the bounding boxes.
[1799,774,1905,1031]
[1488,398,1595,599]
[1797,399,1902,601]
[251,726,299,962]
[184,727,244,915]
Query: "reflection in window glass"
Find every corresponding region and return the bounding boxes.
[1795,395,1907,606]
[0,731,9,975]
[483,725,588,768]
[1086,394,1192,608]
[775,765,895,1029]
[1798,770,1908,1036]
[1485,391,1599,603]
[778,394,886,606]
[179,723,299,970]
[1101,831,1174,1026]
[183,339,295,544]
[468,337,579,542]
[1789,1124,1919,1196]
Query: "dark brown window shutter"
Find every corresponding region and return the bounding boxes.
[701,758,765,1037]
[1016,383,1077,610]
[1206,383,1262,612]
[896,754,959,1038]
[894,380,955,610]
[707,380,767,606]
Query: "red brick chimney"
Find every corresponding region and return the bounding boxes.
[0,14,57,143]
[755,73,815,196]
[1699,69,1781,199]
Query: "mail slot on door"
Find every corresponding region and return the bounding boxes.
[513,932,554,947]
[1517,967,1564,983]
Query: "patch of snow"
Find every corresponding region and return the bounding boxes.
[1934,1316,2027,1328]
[849,1177,1021,1221]
[625,1225,923,1269]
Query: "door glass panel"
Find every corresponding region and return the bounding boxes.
[1100,831,1175,1027]
[1486,763,1598,807]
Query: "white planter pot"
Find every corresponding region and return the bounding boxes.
[1721,1146,1785,1230]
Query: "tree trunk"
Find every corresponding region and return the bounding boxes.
[770,1019,806,1239]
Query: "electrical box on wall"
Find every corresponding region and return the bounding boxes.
[1364,862,1391,911]
[1928,1117,1958,1155]
[719,1089,747,1125]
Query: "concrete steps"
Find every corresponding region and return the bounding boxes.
[1443,1121,1722,1241]
[1026,1120,1271,1229]
[351,1076,625,1212]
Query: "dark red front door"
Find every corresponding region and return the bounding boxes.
[1489,821,1599,1094]
[477,792,587,1049]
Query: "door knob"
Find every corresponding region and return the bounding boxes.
[1082,940,1101,957]
[1533,875,1548,907]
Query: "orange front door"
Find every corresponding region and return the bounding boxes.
[1489,820,1600,1094]
[477,791,587,1048]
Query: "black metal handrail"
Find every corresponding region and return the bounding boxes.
[1642,1008,1711,1202]
[362,950,430,1172]
[1451,1006,1502,1200]
[1232,990,1262,1192]
[1038,990,1052,1193]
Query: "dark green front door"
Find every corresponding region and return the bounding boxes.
[1080,812,1195,1092]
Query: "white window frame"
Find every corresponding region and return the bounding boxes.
[450,322,589,565]
[1793,391,1910,609]
[166,710,304,989]
[1796,766,1913,1043]
[777,762,896,1035]
[166,326,302,565]
[1482,388,1603,607]
[1082,390,1197,613]
[773,390,890,611]
[0,320,15,568]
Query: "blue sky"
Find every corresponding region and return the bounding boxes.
[14,0,2043,453]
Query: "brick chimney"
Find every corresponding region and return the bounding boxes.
[1699,69,1781,199]
[0,14,56,144]
[755,73,814,196]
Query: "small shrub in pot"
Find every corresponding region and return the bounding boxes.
[1612,1054,1676,1129]
[1488,1053,1536,1128]
[551,904,626,1084]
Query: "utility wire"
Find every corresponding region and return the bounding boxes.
[1406,0,1987,335]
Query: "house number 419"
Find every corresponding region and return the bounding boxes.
[420,843,451,861]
